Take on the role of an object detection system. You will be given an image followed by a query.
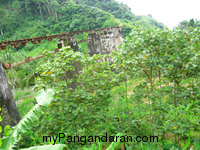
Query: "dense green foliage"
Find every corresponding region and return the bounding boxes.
[0,0,164,90]
[2,0,200,150]
[112,25,200,149]
[74,0,135,21]
[0,0,116,40]
[2,25,199,149]
[0,0,164,41]
[179,18,200,29]
[1,89,68,149]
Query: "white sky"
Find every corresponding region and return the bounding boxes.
[117,0,200,29]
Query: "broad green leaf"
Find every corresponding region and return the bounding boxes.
[106,133,122,150]
[0,138,2,147]
[20,144,66,150]
[1,89,54,150]
[35,89,54,106]
[182,137,190,150]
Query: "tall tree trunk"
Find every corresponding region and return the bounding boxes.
[39,3,43,22]
[0,30,3,36]
[44,3,52,16]
[0,62,21,129]
[0,24,4,35]
[54,8,58,22]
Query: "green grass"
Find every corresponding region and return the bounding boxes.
[15,88,36,117]
[17,97,36,118]
[14,87,35,101]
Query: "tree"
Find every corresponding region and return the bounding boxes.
[0,8,8,35]
[179,18,200,29]
[0,62,21,130]
[50,0,60,21]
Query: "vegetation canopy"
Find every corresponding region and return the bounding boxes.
[0,0,200,150]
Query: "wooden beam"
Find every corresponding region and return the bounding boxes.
[0,27,122,49]
[4,49,60,69]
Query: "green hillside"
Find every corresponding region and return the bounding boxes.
[0,0,165,89]
[0,0,164,41]
[1,1,200,150]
